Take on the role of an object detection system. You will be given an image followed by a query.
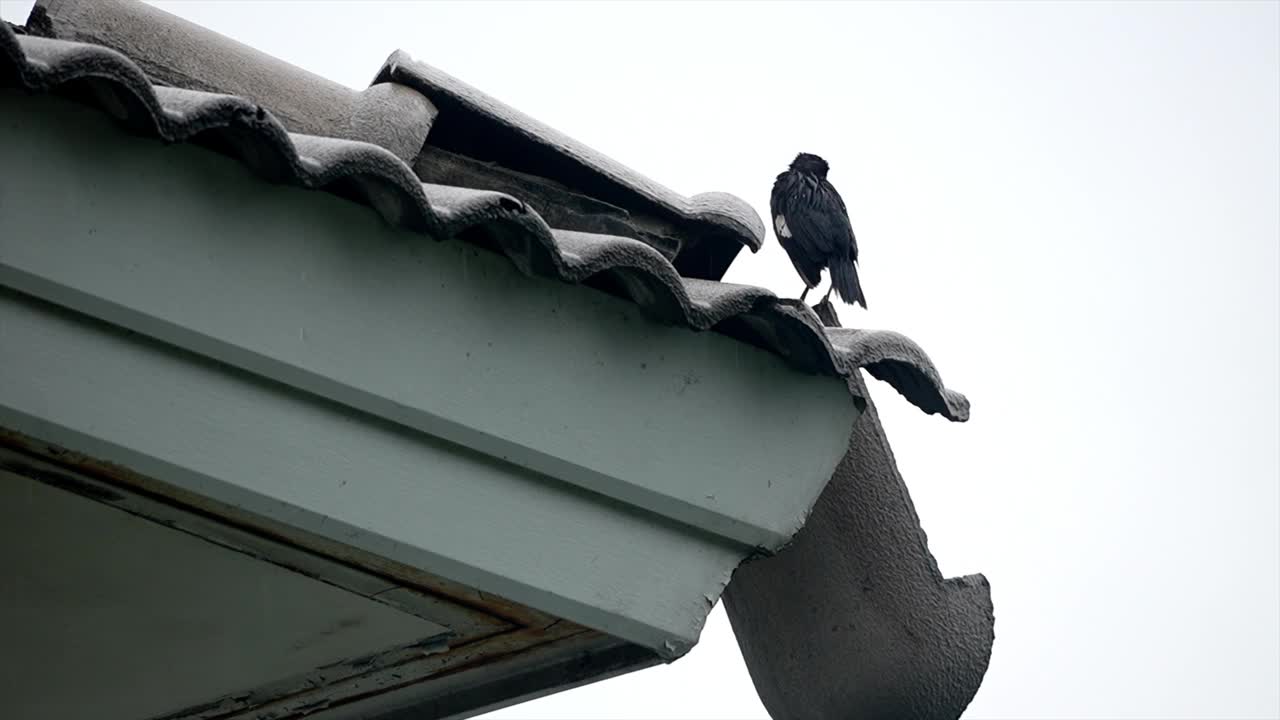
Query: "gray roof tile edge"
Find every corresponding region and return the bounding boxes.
[377,51,767,252]
[29,0,438,164]
[0,24,970,422]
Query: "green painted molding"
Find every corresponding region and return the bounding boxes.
[0,288,740,656]
[0,93,857,552]
[0,94,860,657]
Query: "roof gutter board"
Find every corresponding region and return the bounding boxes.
[0,93,857,656]
[0,92,857,552]
[0,287,743,658]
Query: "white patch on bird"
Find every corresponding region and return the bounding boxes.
[774,214,792,238]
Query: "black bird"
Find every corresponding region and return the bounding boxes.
[770,152,866,308]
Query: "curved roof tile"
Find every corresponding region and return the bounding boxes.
[0,22,969,422]
[375,51,766,253]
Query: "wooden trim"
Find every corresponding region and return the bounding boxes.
[0,441,654,720]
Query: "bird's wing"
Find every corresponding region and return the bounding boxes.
[824,182,859,262]
[769,178,791,240]
[777,179,858,262]
[771,177,824,287]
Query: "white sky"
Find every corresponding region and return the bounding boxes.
[4,1,1276,717]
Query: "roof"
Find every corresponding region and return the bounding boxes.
[1,6,970,423]
[0,4,987,717]
[372,52,767,280]
[23,0,761,280]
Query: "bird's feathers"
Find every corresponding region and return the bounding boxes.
[774,213,792,239]
[770,153,866,307]
[829,254,865,309]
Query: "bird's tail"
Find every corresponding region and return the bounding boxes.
[830,257,867,309]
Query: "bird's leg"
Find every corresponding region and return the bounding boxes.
[822,285,834,305]
[800,286,810,302]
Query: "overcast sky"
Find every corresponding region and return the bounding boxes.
[4,1,1276,717]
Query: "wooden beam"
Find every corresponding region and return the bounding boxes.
[0,445,507,642]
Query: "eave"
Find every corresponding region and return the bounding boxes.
[0,90,856,717]
[0,13,976,718]
[0,82,860,634]
[1,442,656,720]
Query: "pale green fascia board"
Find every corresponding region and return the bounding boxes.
[0,288,741,656]
[0,94,859,655]
[0,93,858,551]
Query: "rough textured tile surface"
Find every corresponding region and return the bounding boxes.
[0,21,969,423]
[29,0,760,278]
[376,50,765,275]
[724,369,994,720]
[28,0,437,163]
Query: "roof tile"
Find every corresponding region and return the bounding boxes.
[27,0,437,163]
[376,51,766,252]
[0,20,969,422]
